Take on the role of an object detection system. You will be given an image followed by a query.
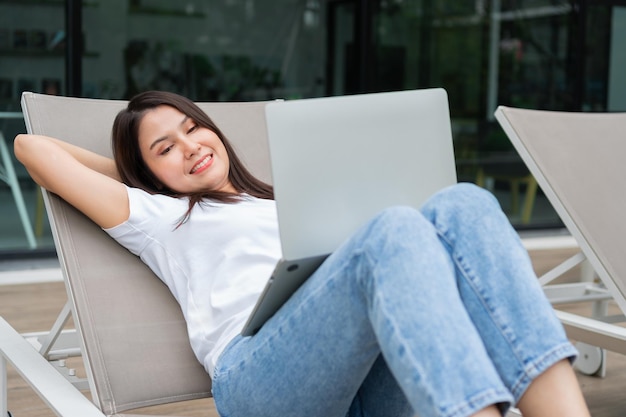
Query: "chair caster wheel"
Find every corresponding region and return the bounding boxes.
[574,341,606,377]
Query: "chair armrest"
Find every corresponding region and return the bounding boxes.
[0,316,105,417]
[555,310,626,355]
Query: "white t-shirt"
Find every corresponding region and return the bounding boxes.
[104,186,281,376]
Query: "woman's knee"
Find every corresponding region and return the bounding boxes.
[371,184,498,229]
[421,183,502,221]
[437,182,497,206]
[360,206,437,253]
[370,206,427,234]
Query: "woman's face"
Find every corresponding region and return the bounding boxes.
[137,105,235,194]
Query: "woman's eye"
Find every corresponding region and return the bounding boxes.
[160,145,173,155]
[188,124,198,134]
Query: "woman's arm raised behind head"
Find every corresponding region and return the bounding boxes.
[14,133,129,229]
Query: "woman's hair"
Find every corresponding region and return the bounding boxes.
[111,91,274,222]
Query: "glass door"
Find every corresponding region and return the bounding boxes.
[327,0,358,95]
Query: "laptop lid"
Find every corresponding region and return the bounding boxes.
[269,88,457,260]
[241,88,457,335]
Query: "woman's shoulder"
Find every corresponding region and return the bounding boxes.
[117,186,188,225]
[239,194,276,205]
[126,186,188,206]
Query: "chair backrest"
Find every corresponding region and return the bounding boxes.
[21,92,273,414]
[495,106,626,315]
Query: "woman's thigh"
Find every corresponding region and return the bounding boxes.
[211,238,404,417]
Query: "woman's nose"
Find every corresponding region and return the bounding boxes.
[183,138,201,158]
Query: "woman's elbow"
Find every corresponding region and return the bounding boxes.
[13,134,47,187]
[13,133,27,159]
[13,133,39,164]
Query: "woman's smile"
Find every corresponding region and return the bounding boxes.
[190,154,214,174]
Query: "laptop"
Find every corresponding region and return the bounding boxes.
[241,88,458,336]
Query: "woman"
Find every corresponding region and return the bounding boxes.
[15,91,590,417]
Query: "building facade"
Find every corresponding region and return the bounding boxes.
[1,0,625,255]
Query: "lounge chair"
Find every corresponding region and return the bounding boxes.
[1,92,274,416]
[495,106,626,376]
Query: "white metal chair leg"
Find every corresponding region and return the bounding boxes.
[539,253,612,377]
[538,251,586,286]
[20,302,86,389]
[38,301,72,358]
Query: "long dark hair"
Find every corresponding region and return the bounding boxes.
[111,91,274,223]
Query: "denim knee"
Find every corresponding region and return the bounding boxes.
[374,205,422,224]
[366,205,429,242]
[367,184,499,239]
[420,183,506,231]
[429,183,499,212]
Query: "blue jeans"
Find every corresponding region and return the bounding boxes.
[211,183,577,417]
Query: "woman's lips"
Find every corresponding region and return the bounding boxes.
[190,154,213,174]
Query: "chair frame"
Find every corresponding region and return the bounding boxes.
[1,316,105,417]
[495,105,626,376]
[2,92,275,417]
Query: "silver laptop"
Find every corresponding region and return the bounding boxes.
[241,88,458,336]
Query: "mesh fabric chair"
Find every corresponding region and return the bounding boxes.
[495,106,626,376]
[2,92,273,416]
